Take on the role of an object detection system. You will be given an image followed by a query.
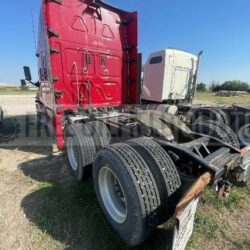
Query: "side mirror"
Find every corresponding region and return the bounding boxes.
[20,79,26,86]
[35,82,41,88]
[23,66,32,81]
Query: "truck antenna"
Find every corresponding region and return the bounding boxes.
[31,9,37,54]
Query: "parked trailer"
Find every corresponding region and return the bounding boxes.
[22,0,250,248]
[142,49,250,147]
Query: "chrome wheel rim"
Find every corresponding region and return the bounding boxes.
[98,167,127,224]
[238,124,250,146]
[67,137,78,171]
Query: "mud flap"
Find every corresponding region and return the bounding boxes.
[239,147,250,182]
[171,172,212,250]
[172,198,199,250]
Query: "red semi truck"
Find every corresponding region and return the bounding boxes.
[23,0,250,247]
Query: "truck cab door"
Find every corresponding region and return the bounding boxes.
[142,51,165,102]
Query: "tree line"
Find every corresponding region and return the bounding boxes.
[197,81,250,92]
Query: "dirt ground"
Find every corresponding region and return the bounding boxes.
[0,95,36,115]
[0,94,249,250]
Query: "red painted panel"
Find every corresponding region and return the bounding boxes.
[40,0,137,109]
[37,0,138,148]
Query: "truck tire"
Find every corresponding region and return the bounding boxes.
[126,137,181,223]
[190,108,225,124]
[86,121,111,151]
[0,106,3,128]
[216,109,230,125]
[79,123,96,164]
[65,123,96,181]
[232,114,250,146]
[191,121,240,148]
[206,120,240,148]
[93,143,160,246]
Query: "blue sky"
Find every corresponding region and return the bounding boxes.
[0,0,250,84]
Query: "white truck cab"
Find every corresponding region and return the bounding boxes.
[142,49,200,103]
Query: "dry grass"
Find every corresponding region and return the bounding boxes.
[195,92,250,105]
[0,87,37,95]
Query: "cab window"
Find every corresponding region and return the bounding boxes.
[149,56,163,64]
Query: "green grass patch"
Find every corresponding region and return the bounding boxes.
[194,210,223,237]
[188,209,226,249]
[188,183,250,249]
[202,188,243,210]
[201,181,250,210]
[241,181,250,195]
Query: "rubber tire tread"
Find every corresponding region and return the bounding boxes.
[216,109,230,125]
[86,121,111,151]
[78,123,96,166]
[206,120,240,148]
[65,123,94,180]
[126,137,181,222]
[93,143,160,245]
[190,107,225,124]
[109,144,160,234]
[126,137,181,195]
[191,122,238,147]
[232,113,250,146]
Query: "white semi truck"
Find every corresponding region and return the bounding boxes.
[142,48,250,147]
[142,49,200,104]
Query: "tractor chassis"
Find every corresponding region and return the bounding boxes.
[66,108,247,190]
